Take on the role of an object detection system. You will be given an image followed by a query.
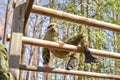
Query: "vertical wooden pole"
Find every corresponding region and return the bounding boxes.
[20,0,34,79]
[9,3,26,80]
[3,0,10,44]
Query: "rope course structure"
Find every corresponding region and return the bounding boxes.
[5,0,120,79]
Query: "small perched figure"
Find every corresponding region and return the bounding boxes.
[42,23,99,70]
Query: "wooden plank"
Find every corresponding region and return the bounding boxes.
[9,33,22,68]
[13,0,34,28]
[31,5,120,32]
[7,34,120,59]
[9,3,26,79]
[19,64,120,79]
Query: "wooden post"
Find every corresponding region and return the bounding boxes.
[19,0,34,80]
[19,64,120,79]
[3,0,10,44]
[24,0,34,27]
[9,3,26,80]
[31,5,120,32]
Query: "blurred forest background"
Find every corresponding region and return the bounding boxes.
[0,0,120,80]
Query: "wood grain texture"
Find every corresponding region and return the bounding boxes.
[7,34,120,59]
[31,5,120,32]
[19,64,120,79]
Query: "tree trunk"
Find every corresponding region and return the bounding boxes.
[26,13,39,80]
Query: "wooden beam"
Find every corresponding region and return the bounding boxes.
[19,64,120,79]
[7,34,120,59]
[24,0,34,27]
[20,1,34,80]
[3,0,10,44]
[9,3,26,79]
[31,5,120,32]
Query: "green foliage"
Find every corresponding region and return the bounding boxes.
[64,2,83,15]
[89,29,106,49]
[115,59,120,74]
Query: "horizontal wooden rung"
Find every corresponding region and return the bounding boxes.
[7,34,120,59]
[31,5,120,32]
[19,64,120,79]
